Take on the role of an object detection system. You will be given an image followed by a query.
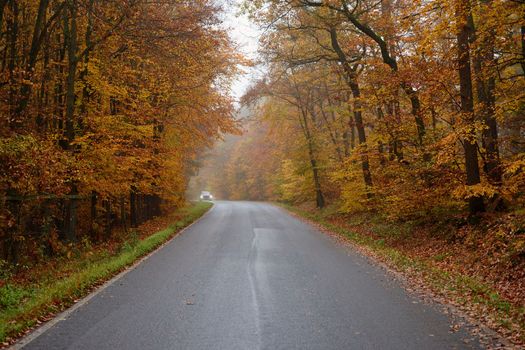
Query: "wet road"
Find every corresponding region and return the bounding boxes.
[21,201,481,349]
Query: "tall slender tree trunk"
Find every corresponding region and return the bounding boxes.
[350,116,355,150]
[0,0,9,41]
[79,0,94,124]
[456,0,485,214]
[37,33,50,130]
[520,26,525,74]
[477,63,501,184]
[17,0,50,115]
[329,27,373,193]
[469,2,502,189]
[130,186,138,228]
[316,101,344,163]
[8,0,18,128]
[299,108,325,208]
[376,107,387,166]
[91,190,98,239]
[349,81,374,194]
[346,91,356,152]
[64,0,78,146]
[62,0,80,240]
[380,0,406,159]
[54,31,66,131]
[64,185,78,241]
[386,101,404,161]
[337,7,426,147]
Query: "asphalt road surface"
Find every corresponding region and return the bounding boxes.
[21,201,482,350]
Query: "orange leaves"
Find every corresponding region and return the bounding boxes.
[84,0,242,198]
[0,0,241,205]
[208,0,525,219]
[0,136,73,196]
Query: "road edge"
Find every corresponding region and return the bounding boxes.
[9,203,215,350]
[273,202,515,349]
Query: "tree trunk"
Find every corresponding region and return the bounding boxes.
[79,0,94,124]
[376,107,387,166]
[349,115,355,150]
[349,81,374,192]
[104,198,111,239]
[120,196,127,231]
[299,108,325,208]
[91,190,98,239]
[456,0,485,215]
[336,7,426,146]
[8,0,19,128]
[17,0,50,115]
[137,194,143,225]
[386,101,404,161]
[329,27,373,193]
[469,4,502,188]
[64,0,78,146]
[0,0,9,43]
[64,186,78,242]
[520,26,525,74]
[346,91,356,152]
[130,187,137,228]
[315,101,344,163]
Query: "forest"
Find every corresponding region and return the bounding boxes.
[1,0,525,346]
[192,0,525,341]
[214,0,525,219]
[0,0,239,265]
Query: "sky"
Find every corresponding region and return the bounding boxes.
[221,0,263,103]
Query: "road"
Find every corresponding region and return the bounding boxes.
[21,201,482,349]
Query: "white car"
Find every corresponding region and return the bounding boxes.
[200,191,213,201]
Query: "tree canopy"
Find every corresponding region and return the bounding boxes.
[213,0,525,219]
[0,0,240,262]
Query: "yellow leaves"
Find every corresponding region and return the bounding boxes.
[505,158,525,177]
[500,155,525,204]
[453,183,498,201]
[280,159,314,203]
[435,132,460,166]
[0,136,73,196]
[136,125,155,137]
[337,171,367,214]
[512,239,525,256]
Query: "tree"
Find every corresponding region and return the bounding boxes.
[234,0,524,218]
[455,0,485,214]
[0,0,240,263]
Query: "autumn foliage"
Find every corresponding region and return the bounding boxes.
[0,0,239,264]
[215,0,524,221]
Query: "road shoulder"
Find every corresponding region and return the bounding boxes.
[275,203,520,349]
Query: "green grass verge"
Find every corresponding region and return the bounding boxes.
[0,201,212,344]
[279,203,525,342]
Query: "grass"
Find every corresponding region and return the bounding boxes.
[0,201,212,345]
[279,203,525,344]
